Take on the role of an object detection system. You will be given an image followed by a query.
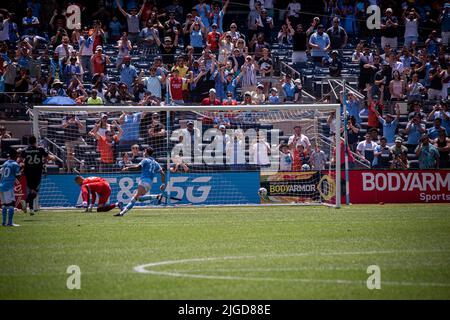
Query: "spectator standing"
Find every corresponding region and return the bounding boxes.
[310,145,327,170]
[427,118,449,140]
[279,143,293,171]
[403,8,420,48]
[22,7,40,38]
[115,0,146,43]
[92,121,123,172]
[147,113,166,158]
[390,137,409,169]
[381,8,399,49]
[195,0,212,30]
[374,103,400,146]
[209,0,229,33]
[288,22,308,63]
[282,74,295,102]
[154,32,179,66]
[119,55,137,93]
[356,132,378,166]
[415,134,440,169]
[62,114,84,173]
[405,113,427,152]
[428,101,450,134]
[434,128,450,168]
[250,131,271,166]
[326,17,348,51]
[79,28,95,79]
[288,125,311,154]
[116,33,132,68]
[309,24,330,64]
[439,3,450,46]
[118,111,143,154]
[372,136,392,169]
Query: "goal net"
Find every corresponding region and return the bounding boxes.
[32,104,341,208]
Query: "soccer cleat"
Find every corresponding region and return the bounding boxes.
[29,209,35,216]
[20,200,27,213]
[114,207,129,217]
[6,224,20,227]
[117,202,124,211]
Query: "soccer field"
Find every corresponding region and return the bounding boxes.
[1,204,449,300]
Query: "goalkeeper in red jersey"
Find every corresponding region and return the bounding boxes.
[74,176,123,212]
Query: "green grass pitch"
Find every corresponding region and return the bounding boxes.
[1,204,449,299]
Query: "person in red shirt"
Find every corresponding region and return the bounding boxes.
[202,88,221,105]
[74,176,123,212]
[367,88,384,129]
[92,121,123,171]
[201,88,221,124]
[292,144,309,171]
[169,69,185,105]
[207,23,221,53]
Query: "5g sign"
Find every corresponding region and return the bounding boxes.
[168,176,212,204]
[366,5,381,30]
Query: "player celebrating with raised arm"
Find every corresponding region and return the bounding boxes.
[19,136,55,215]
[74,176,123,213]
[0,149,21,227]
[115,147,165,217]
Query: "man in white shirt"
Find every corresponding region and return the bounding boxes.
[208,125,231,165]
[55,36,74,61]
[356,133,379,166]
[0,13,10,42]
[250,131,271,166]
[177,120,202,164]
[288,125,311,154]
[140,66,165,99]
[226,129,246,167]
[79,29,94,79]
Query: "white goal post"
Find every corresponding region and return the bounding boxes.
[32,104,341,208]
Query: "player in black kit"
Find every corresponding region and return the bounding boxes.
[19,136,54,215]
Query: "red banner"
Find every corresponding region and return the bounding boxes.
[347,170,450,203]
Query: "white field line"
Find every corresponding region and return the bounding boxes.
[134,250,450,288]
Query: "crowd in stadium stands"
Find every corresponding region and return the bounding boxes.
[0,0,450,172]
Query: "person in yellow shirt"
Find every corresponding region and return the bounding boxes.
[87,89,103,105]
[171,56,192,101]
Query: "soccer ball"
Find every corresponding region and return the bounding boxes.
[302,164,311,171]
[258,187,268,198]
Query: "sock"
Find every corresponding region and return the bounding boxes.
[2,206,6,225]
[124,198,137,211]
[27,191,37,210]
[138,195,157,202]
[7,206,14,225]
[97,204,116,212]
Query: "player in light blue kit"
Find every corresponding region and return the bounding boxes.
[115,147,165,216]
[0,149,22,227]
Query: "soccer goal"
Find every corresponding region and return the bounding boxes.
[32,104,341,208]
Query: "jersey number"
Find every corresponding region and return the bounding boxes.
[1,167,11,178]
[26,155,41,165]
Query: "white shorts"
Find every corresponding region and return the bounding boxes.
[0,189,15,205]
[442,31,450,46]
[381,37,398,50]
[139,178,153,193]
[292,51,308,63]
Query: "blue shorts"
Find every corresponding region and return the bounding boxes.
[139,178,153,193]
